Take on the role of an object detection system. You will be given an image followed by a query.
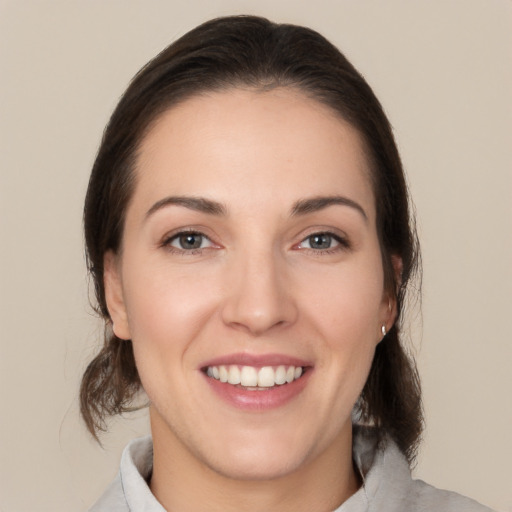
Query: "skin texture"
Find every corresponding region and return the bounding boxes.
[104,88,396,512]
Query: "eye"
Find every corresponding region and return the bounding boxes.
[297,232,348,251]
[301,233,335,250]
[164,231,215,252]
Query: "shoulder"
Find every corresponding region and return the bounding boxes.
[344,426,495,512]
[88,436,165,512]
[409,478,495,512]
[88,472,128,512]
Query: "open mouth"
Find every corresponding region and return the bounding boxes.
[203,364,306,389]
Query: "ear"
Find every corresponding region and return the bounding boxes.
[104,250,131,340]
[380,254,403,335]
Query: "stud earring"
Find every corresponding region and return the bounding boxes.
[381,325,387,337]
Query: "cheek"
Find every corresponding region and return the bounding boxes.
[121,260,221,360]
[302,255,385,334]
[301,255,384,382]
[121,263,223,411]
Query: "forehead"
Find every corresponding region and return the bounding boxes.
[133,88,375,218]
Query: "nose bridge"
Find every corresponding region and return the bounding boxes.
[222,242,296,335]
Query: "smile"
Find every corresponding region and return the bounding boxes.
[206,365,304,389]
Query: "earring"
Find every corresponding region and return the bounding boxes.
[381,325,387,337]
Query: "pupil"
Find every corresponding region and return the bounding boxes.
[310,234,331,249]
[180,233,202,249]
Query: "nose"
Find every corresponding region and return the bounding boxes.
[221,248,298,336]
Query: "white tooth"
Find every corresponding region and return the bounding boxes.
[227,365,241,385]
[240,366,258,386]
[286,366,295,383]
[212,366,220,379]
[275,365,287,385]
[258,366,275,387]
[207,367,213,377]
[219,365,228,383]
[294,366,303,379]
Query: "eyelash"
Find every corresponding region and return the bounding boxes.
[296,231,351,255]
[160,229,216,255]
[160,228,350,256]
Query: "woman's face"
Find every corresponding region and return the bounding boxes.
[105,88,393,480]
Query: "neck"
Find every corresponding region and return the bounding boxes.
[149,411,360,512]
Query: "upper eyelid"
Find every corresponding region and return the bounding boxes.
[295,226,350,241]
[165,230,210,242]
[160,226,215,243]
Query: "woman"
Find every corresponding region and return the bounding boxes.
[81,15,493,512]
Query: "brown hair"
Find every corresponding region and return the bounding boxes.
[81,15,422,462]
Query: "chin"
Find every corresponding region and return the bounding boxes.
[198,424,320,482]
[207,445,306,481]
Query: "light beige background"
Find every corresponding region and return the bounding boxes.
[1,1,511,511]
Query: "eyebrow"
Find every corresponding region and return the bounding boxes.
[145,194,367,222]
[146,196,227,218]
[291,196,368,221]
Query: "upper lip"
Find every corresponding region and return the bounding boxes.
[200,352,312,369]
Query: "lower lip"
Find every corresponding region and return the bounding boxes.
[203,370,311,410]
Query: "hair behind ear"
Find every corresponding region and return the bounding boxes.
[80,331,142,441]
[357,326,423,464]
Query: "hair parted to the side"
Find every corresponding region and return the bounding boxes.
[81,15,422,462]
